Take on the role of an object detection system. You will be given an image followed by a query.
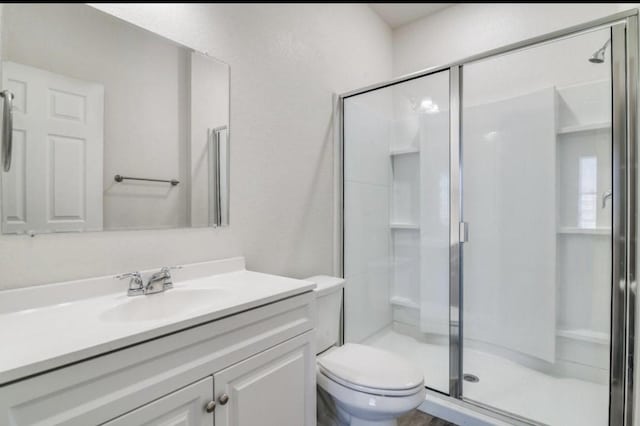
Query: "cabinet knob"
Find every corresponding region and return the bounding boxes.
[218,393,230,405]
[205,400,216,413]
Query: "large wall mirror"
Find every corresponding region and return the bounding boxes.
[0,4,230,235]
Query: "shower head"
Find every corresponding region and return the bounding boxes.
[589,39,611,64]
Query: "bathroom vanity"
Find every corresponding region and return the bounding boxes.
[0,258,316,425]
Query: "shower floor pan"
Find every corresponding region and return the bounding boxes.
[364,328,607,426]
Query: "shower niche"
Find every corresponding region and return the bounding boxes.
[555,80,612,384]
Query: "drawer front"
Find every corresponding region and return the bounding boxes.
[103,377,213,426]
[0,292,314,426]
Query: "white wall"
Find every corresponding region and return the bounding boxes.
[2,4,190,231]
[463,88,557,363]
[393,3,638,77]
[0,3,392,289]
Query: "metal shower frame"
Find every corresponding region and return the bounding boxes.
[336,9,639,426]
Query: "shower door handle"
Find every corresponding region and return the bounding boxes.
[1,90,14,172]
[459,222,469,243]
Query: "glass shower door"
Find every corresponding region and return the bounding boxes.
[460,27,616,425]
[342,70,451,394]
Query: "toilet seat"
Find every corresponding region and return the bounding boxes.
[317,343,424,397]
[318,368,424,397]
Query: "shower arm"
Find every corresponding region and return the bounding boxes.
[602,190,612,209]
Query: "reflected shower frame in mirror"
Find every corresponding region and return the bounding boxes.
[0,3,230,235]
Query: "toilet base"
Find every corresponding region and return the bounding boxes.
[349,417,397,426]
[318,385,412,426]
[337,402,399,426]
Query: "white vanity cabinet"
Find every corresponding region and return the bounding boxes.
[0,291,316,426]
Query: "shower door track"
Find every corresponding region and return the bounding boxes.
[337,8,639,426]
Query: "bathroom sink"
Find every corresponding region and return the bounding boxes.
[100,288,226,322]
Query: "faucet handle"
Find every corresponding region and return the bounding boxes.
[116,271,141,279]
[159,266,182,289]
[161,265,182,273]
[116,271,144,296]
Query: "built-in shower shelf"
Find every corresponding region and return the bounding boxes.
[390,147,420,156]
[557,122,611,135]
[557,227,611,235]
[390,296,420,309]
[557,328,609,345]
[390,222,420,230]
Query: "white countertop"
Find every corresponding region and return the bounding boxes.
[0,258,315,385]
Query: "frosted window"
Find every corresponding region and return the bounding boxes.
[578,156,598,229]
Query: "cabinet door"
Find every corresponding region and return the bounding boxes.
[103,377,214,426]
[214,331,316,426]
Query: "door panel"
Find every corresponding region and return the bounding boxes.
[213,332,315,426]
[3,129,26,225]
[1,61,103,233]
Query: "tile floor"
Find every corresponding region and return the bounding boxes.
[398,410,456,426]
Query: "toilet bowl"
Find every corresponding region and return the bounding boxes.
[308,276,426,426]
[317,343,426,426]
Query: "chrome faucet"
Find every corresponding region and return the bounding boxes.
[116,271,145,296]
[144,266,179,295]
[116,266,181,296]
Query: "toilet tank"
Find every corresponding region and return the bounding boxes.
[306,275,344,354]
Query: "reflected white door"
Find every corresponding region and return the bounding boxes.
[1,61,104,233]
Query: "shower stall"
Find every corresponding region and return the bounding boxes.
[339,11,638,426]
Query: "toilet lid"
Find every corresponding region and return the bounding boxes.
[317,343,424,391]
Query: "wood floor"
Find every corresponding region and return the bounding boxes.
[398,409,457,426]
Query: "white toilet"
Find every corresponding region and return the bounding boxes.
[308,275,426,426]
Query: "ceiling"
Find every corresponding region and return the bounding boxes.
[368,3,453,29]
